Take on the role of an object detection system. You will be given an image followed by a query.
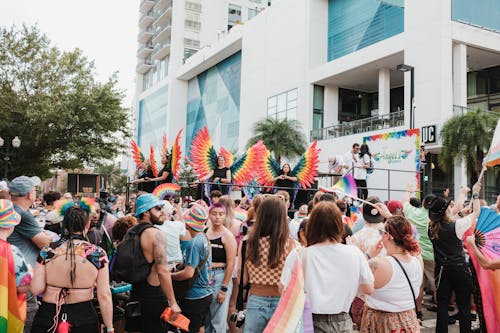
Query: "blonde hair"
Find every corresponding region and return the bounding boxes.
[219,195,235,228]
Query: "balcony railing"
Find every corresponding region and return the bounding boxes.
[452,105,499,116]
[137,42,154,58]
[153,21,172,43]
[153,1,172,26]
[139,9,155,29]
[137,26,155,43]
[151,39,171,60]
[136,59,154,74]
[140,0,156,13]
[310,111,405,141]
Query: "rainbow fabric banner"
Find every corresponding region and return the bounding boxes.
[0,240,26,333]
[320,174,357,198]
[153,183,181,200]
[484,119,500,167]
[234,207,248,222]
[264,258,306,333]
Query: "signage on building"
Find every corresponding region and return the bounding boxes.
[421,125,437,144]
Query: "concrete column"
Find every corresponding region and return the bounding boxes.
[378,68,391,116]
[452,43,468,108]
[324,85,339,126]
[453,157,468,199]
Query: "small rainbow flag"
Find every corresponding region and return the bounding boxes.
[264,257,306,333]
[320,174,357,198]
[234,207,248,221]
[484,119,500,167]
[1,240,26,333]
[153,183,181,200]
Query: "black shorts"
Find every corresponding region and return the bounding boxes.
[131,280,169,333]
[31,300,99,333]
[180,294,213,333]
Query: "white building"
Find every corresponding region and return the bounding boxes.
[136,0,500,202]
[133,0,270,153]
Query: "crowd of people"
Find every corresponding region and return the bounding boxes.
[1,171,500,333]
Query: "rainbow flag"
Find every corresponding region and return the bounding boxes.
[0,240,26,333]
[234,207,248,221]
[153,183,181,200]
[264,258,306,333]
[484,119,500,167]
[320,174,357,198]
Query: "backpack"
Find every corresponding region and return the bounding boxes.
[112,222,155,284]
[366,156,375,174]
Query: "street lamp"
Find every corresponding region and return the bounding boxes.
[0,136,22,180]
[397,64,415,129]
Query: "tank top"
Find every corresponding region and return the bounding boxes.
[429,221,465,266]
[366,256,422,312]
[246,237,294,286]
[209,236,227,264]
[212,167,229,180]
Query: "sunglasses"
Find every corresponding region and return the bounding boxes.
[378,229,390,236]
[153,206,163,211]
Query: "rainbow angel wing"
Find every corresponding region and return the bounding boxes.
[231,141,266,185]
[171,129,183,181]
[291,141,321,188]
[257,144,282,187]
[130,140,145,171]
[150,145,158,177]
[218,147,234,167]
[189,126,218,180]
[162,133,168,157]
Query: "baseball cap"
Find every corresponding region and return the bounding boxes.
[9,176,41,196]
[428,196,451,222]
[135,193,164,217]
[386,200,403,215]
[362,196,385,224]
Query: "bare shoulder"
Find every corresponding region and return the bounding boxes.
[141,227,163,250]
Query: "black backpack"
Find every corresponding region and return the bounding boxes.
[112,222,155,284]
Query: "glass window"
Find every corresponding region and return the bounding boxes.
[267,88,298,120]
[248,8,258,19]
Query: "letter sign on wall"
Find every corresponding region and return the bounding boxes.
[421,125,436,144]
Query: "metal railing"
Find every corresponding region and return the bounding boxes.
[310,111,405,141]
[452,105,499,116]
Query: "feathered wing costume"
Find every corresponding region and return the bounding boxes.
[258,141,321,196]
[130,140,146,171]
[188,126,265,198]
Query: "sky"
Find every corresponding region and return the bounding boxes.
[0,0,139,108]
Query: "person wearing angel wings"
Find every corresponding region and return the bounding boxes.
[257,142,320,209]
[189,126,265,202]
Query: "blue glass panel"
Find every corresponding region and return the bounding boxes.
[452,0,500,32]
[328,0,404,61]
[138,85,168,149]
[186,51,242,152]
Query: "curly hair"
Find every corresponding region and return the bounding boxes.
[112,215,138,243]
[385,215,420,255]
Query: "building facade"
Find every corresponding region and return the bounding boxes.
[135,0,500,201]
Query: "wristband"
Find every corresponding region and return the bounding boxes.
[106,327,114,333]
[472,193,479,199]
[220,285,228,292]
[365,253,371,260]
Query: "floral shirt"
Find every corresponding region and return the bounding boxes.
[37,241,108,270]
[12,244,32,287]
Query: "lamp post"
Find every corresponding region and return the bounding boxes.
[0,136,22,180]
[397,64,415,129]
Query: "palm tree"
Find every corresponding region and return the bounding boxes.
[247,118,307,165]
[440,109,499,183]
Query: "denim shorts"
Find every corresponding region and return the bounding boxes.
[243,294,280,333]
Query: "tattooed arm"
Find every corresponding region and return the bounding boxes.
[153,229,181,318]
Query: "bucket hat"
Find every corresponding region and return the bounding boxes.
[135,193,164,217]
[0,199,21,228]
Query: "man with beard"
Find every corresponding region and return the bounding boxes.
[128,193,181,332]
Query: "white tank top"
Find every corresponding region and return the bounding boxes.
[366,256,422,312]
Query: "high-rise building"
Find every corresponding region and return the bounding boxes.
[133,0,270,153]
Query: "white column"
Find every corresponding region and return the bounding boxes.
[324,85,339,126]
[378,68,391,116]
[452,43,467,108]
[453,157,468,199]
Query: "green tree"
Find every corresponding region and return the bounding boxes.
[440,109,499,181]
[246,118,307,165]
[0,25,129,179]
[96,163,128,194]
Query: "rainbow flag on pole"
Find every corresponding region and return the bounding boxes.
[264,258,308,333]
[0,240,26,333]
[483,119,500,167]
[320,174,357,198]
